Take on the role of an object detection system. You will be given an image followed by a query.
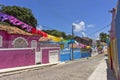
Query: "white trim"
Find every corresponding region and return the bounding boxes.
[49,50,59,63]
[40,49,42,64]
[60,52,70,54]
[0,35,2,47]
[40,47,60,49]
[12,37,28,45]
[31,40,37,48]
[0,48,35,50]
[40,47,59,64]
[49,50,59,53]
[35,51,42,64]
[74,51,80,53]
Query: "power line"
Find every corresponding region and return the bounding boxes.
[87,24,110,36]
[42,25,58,30]
[38,23,110,38]
[38,24,72,34]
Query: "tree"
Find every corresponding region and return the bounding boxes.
[66,34,72,40]
[99,32,109,43]
[0,5,37,27]
[43,30,62,37]
[42,30,72,40]
[61,32,67,39]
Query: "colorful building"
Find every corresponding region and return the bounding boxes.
[0,24,40,48]
[0,24,39,69]
[108,1,120,79]
[0,11,60,69]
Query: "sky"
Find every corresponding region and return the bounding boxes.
[0,0,117,39]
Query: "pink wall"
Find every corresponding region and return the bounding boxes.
[8,34,40,48]
[0,30,40,48]
[0,48,35,69]
[0,30,10,48]
[41,48,60,64]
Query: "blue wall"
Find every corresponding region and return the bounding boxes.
[81,52,91,58]
[60,49,71,62]
[73,49,81,60]
[60,49,81,62]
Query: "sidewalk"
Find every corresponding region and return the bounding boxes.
[0,62,63,77]
[88,57,116,80]
[91,51,98,57]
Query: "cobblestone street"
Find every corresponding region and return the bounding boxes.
[0,54,105,80]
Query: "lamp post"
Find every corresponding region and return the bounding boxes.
[71,25,74,60]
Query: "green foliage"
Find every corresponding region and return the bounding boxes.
[99,32,109,43]
[42,30,72,40]
[66,34,72,40]
[0,21,11,25]
[0,5,37,27]
[42,30,62,37]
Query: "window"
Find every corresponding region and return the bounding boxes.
[12,37,28,48]
[31,40,37,48]
[0,36,2,47]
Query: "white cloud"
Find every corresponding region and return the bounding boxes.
[37,25,43,30]
[87,24,95,28]
[82,32,86,37]
[72,21,85,32]
[72,21,95,37]
[95,32,100,40]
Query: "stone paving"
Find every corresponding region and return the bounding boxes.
[0,54,106,80]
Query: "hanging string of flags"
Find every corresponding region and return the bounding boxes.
[0,12,48,37]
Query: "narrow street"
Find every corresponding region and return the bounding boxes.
[0,54,105,80]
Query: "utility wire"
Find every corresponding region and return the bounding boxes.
[39,24,72,34]
[40,24,110,38]
[87,24,110,36]
[41,25,57,30]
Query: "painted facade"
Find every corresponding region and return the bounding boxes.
[0,24,40,69]
[0,24,40,49]
[109,1,120,79]
[0,11,61,69]
[0,48,35,69]
[41,47,60,64]
[60,49,82,62]
[37,43,60,64]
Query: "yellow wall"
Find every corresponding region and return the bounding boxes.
[107,44,111,69]
[110,39,119,79]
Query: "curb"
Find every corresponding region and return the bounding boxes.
[0,62,62,77]
[88,58,107,80]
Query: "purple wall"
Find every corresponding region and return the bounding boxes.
[0,30,40,48]
[0,30,10,48]
[8,34,40,48]
[41,48,60,64]
[0,48,35,69]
